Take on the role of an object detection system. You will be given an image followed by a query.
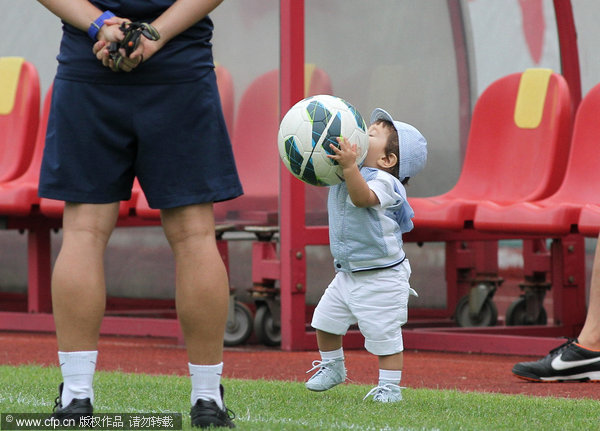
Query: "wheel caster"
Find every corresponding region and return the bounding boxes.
[455,295,498,327]
[505,297,547,326]
[224,301,253,347]
[254,304,281,346]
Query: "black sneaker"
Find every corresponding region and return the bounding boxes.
[190,385,235,428]
[512,339,600,382]
[51,383,93,422]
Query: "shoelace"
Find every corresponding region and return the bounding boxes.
[305,359,337,374]
[224,407,236,421]
[192,401,236,422]
[53,383,64,412]
[53,396,61,412]
[362,383,405,401]
[549,338,577,356]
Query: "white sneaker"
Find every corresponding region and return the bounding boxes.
[305,359,346,392]
[363,383,403,403]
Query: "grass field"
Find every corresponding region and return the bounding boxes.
[1,365,598,431]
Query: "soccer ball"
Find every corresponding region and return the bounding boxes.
[278,94,369,186]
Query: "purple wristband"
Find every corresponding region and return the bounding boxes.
[87,10,115,40]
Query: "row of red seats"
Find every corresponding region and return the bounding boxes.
[408,68,600,239]
[401,68,590,329]
[4,61,598,244]
[4,60,599,243]
[473,77,600,237]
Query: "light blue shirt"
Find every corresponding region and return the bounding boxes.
[328,167,414,272]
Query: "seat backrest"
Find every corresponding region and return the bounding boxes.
[231,65,332,200]
[215,63,235,137]
[22,83,52,183]
[447,69,572,204]
[548,81,600,201]
[0,57,40,183]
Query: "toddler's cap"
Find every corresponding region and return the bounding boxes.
[370,108,427,178]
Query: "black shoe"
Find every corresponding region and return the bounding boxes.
[51,383,93,422]
[512,339,600,382]
[190,385,235,428]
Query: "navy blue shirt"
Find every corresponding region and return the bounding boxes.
[55,0,215,84]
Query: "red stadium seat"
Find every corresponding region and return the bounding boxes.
[409,69,573,231]
[214,68,281,225]
[0,84,48,216]
[578,205,600,237]
[0,57,40,183]
[475,81,600,236]
[212,65,333,226]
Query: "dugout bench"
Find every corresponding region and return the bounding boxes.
[0,43,593,356]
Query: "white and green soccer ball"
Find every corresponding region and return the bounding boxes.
[277,94,369,186]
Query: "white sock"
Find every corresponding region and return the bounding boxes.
[58,351,97,406]
[320,348,344,362]
[189,362,224,409]
[379,369,402,386]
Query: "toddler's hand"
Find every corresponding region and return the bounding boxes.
[328,137,358,169]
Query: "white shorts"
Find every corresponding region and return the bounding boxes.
[311,260,415,356]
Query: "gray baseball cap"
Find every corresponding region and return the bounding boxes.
[370,108,428,179]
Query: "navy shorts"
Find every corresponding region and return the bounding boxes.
[39,70,243,209]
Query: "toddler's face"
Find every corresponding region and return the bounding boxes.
[363,122,392,169]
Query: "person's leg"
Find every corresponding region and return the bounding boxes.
[577,233,600,350]
[305,274,351,392]
[378,352,403,388]
[161,203,234,429]
[362,352,404,402]
[512,234,600,382]
[378,351,403,371]
[305,330,346,392]
[316,330,343,352]
[356,265,409,400]
[161,203,229,365]
[52,202,119,410]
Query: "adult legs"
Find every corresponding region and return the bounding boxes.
[52,202,120,351]
[161,203,229,364]
[51,202,119,410]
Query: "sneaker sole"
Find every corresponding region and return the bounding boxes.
[513,371,600,383]
[372,398,402,403]
[191,419,234,428]
[305,382,341,392]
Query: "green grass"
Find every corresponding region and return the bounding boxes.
[1,365,599,431]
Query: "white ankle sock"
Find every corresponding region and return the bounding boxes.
[58,351,97,406]
[189,362,224,409]
[320,348,344,362]
[379,369,402,386]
